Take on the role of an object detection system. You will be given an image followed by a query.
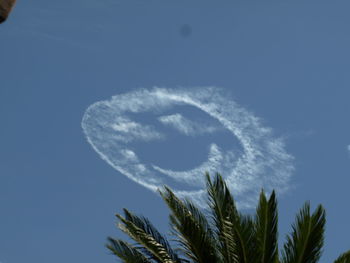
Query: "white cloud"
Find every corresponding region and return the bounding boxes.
[82,87,294,208]
[158,113,218,135]
[110,117,164,142]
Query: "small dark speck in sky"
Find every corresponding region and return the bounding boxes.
[179,24,192,38]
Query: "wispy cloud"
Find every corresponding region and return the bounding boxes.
[111,117,164,142]
[82,87,294,208]
[158,113,219,136]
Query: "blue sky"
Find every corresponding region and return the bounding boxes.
[1,0,350,262]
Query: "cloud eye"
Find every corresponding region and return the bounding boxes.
[112,121,139,132]
[111,117,164,143]
[158,113,219,136]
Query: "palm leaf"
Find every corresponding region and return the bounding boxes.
[121,209,181,263]
[117,212,177,263]
[206,172,238,263]
[235,213,257,263]
[106,238,151,263]
[281,203,325,263]
[160,186,219,263]
[334,250,350,263]
[255,190,278,263]
[206,173,256,263]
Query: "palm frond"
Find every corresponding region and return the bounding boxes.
[117,212,177,263]
[255,190,278,263]
[206,172,238,263]
[122,209,181,263]
[281,203,325,263]
[235,213,257,263]
[334,250,350,263]
[206,173,256,263]
[160,186,219,263]
[106,237,151,263]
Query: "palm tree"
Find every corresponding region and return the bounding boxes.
[106,173,350,263]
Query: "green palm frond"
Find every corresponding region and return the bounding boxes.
[117,211,177,263]
[206,172,238,263]
[106,238,151,263]
[334,250,350,263]
[121,209,181,263]
[206,173,256,263]
[234,212,257,263]
[281,203,325,263]
[255,190,278,263]
[160,186,219,263]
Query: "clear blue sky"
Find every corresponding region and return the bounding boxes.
[1,0,350,262]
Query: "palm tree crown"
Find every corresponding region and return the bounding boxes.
[107,173,350,263]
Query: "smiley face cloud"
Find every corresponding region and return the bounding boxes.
[82,87,294,208]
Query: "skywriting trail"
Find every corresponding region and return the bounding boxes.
[82,87,294,208]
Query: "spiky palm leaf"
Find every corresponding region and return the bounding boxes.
[281,203,326,263]
[255,190,278,263]
[206,172,238,263]
[233,212,257,263]
[160,186,219,263]
[120,209,181,263]
[116,210,178,263]
[206,173,256,263]
[334,250,350,263]
[106,238,151,263]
